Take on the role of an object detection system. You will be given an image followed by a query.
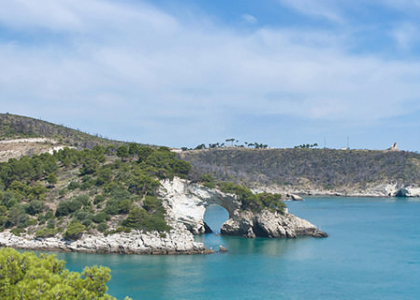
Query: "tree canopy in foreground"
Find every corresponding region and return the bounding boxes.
[0,247,131,300]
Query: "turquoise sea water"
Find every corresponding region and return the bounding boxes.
[45,197,420,299]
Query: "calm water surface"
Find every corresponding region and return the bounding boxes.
[50,197,420,299]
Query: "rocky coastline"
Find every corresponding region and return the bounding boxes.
[252,182,420,198]
[0,223,211,255]
[0,177,328,255]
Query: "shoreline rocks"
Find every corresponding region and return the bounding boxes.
[221,209,328,239]
[0,224,213,255]
[253,183,420,198]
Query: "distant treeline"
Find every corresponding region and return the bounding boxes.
[179,148,420,189]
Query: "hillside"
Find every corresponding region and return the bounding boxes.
[178,148,420,196]
[0,113,149,162]
[0,113,140,149]
[0,145,192,240]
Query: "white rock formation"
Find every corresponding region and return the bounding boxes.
[160,177,327,239]
[159,177,241,234]
[0,224,210,255]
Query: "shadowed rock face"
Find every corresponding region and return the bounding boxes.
[159,177,327,238]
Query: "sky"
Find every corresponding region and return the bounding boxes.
[1,0,420,151]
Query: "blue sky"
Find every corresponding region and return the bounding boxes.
[1,0,420,151]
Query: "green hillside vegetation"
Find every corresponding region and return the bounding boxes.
[0,247,131,299]
[180,148,420,190]
[0,113,141,149]
[0,144,191,237]
[199,174,285,213]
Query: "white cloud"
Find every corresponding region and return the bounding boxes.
[278,0,343,23]
[391,23,420,50]
[242,14,258,25]
[1,0,420,146]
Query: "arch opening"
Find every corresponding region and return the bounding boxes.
[203,204,229,234]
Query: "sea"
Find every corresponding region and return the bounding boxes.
[40,197,420,299]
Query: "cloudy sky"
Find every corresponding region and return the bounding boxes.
[1,0,420,150]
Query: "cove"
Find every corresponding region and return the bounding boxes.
[36,197,420,299]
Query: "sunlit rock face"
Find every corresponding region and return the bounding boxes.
[159,177,241,234]
[159,177,327,238]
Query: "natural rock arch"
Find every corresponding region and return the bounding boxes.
[159,178,241,234]
[159,178,328,238]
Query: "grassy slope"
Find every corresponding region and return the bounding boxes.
[179,148,420,191]
[0,113,143,149]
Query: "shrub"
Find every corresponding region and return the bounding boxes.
[75,195,91,207]
[25,200,45,215]
[11,228,26,236]
[68,181,80,190]
[6,206,28,228]
[97,222,108,233]
[94,195,105,204]
[143,195,160,211]
[0,248,129,299]
[35,227,56,238]
[64,221,86,240]
[46,173,57,185]
[45,210,54,220]
[75,211,93,222]
[104,199,119,215]
[47,219,55,229]
[118,199,131,214]
[55,201,70,217]
[123,206,171,232]
[92,212,109,224]
[200,174,216,188]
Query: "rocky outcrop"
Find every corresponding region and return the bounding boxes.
[160,177,327,239]
[159,178,241,234]
[221,209,327,238]
[0,223,211,255]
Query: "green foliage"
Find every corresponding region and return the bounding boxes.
[294,143,318,149]
[128,174,160,195]
[143,195,160,211]
[35,227,56,238]
[92,212,109,224]
[47,173,58,185]
[219,182,285,212]
[80,157,100,175]
[118,199,131,214]
[64,221,86,240]
[96,167,113,186]
[25,200,45,215]
[11,228,26,236]
[97,222,108,233]
[116,145,129,160]
[6,206,28,228]
[68,181,80,191]
[94,194,105,204]
[256,192,286,213]
[0,138,193,234]
[137,146,155,163]
[123,205,171,232]
[0,247,129,299]
[200,174,216,188]
[55,197,83,217]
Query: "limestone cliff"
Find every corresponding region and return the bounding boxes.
[159,177,327,239]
